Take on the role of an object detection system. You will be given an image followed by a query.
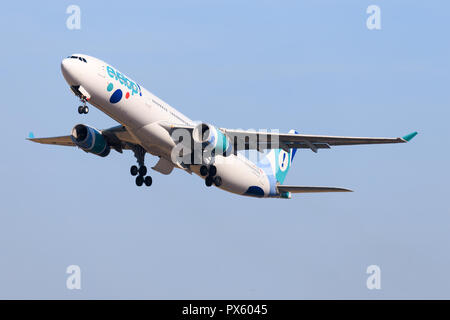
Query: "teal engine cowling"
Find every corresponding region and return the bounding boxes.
[71,124,110,157]
[192,123,232,156]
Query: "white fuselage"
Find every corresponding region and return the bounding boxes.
[61,54,277,198]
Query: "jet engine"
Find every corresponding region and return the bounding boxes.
[71,124,110,157]
[192,123,232,156]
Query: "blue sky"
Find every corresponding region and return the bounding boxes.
[0,0,449,298]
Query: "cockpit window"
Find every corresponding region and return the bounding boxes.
[66,55,87,63]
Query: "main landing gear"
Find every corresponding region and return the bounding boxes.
[200,165,222,187]
[131,165,152,186]
[131,145,152,187]
[77,98,89,114]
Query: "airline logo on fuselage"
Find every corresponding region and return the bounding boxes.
[106,65,142,104]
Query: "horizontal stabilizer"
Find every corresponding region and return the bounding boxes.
[277,185,353,193]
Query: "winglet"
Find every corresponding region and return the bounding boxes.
[402,131,418,142]
[28,132,35,139]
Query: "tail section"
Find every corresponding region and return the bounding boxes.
[257,130,354,199]
[273,129,299,184]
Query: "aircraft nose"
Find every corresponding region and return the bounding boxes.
[61,58,78,86]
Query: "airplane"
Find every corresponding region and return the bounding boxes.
[28,54,417,199]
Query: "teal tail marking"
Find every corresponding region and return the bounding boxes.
[274,129,299,184]
[402,131,418,142]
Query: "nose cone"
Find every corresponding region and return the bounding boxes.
[61,58,79,86]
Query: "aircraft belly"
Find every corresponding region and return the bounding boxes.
[132,122,175,158]
[211,155,269,197]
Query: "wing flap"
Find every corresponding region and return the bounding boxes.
[289,134,405,146]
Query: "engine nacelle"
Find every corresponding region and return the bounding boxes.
[71,124,110,157]
[192,123,232,156]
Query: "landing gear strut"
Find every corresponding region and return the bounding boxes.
[202,165,222,187]
[131,145,152,187]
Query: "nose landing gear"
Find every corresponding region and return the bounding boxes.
[71,85,91,115]
[201,165,222,187]
[78,105,89,114]
[77,98,89,114]
[131,145,152,187]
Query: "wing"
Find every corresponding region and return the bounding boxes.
[277,185,353,193]
[28,135,75,146]
[221,129,418,152]
[160,121,417,153]
[27,125,139,151]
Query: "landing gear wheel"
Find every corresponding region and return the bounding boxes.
[144,176,152,187]
[131,145,148,186]
[205,176,213,187]
[130,165,138,176]
[139,166,147,176]
[200,165,208,176]
[83,106,89,114]
[78,106,84,114]
[136,176,144,186]
[213,176,222,187]
[209,165,217,177]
